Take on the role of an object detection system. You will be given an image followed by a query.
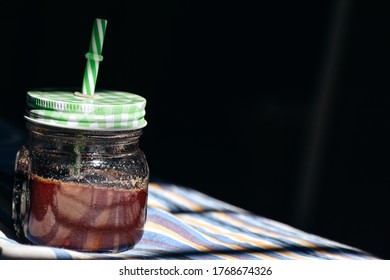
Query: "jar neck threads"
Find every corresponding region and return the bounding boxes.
[26,121,143,155]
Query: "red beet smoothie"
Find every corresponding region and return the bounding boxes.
[26,175,147,252]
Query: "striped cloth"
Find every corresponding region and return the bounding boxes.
[0,182,377,260]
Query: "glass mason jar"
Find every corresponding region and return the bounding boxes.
[12,89,149,253]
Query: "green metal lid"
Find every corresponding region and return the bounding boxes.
[25,89,147,130]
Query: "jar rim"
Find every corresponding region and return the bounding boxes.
[25,115,146,132]
[26,120,143,138]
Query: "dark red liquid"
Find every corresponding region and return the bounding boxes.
[26,175,147,252]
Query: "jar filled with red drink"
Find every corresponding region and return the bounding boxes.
[12,89,149,253]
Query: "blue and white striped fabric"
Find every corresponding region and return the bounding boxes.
[0,182,377,260]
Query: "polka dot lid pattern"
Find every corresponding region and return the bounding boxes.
[25,89,147,130]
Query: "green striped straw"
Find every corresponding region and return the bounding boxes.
[82,18,108,96]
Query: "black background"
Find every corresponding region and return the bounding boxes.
[1,0,389,259]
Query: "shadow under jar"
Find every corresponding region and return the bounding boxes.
[12,89,149,253]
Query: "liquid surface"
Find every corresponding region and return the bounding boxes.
[26,175,147,252]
